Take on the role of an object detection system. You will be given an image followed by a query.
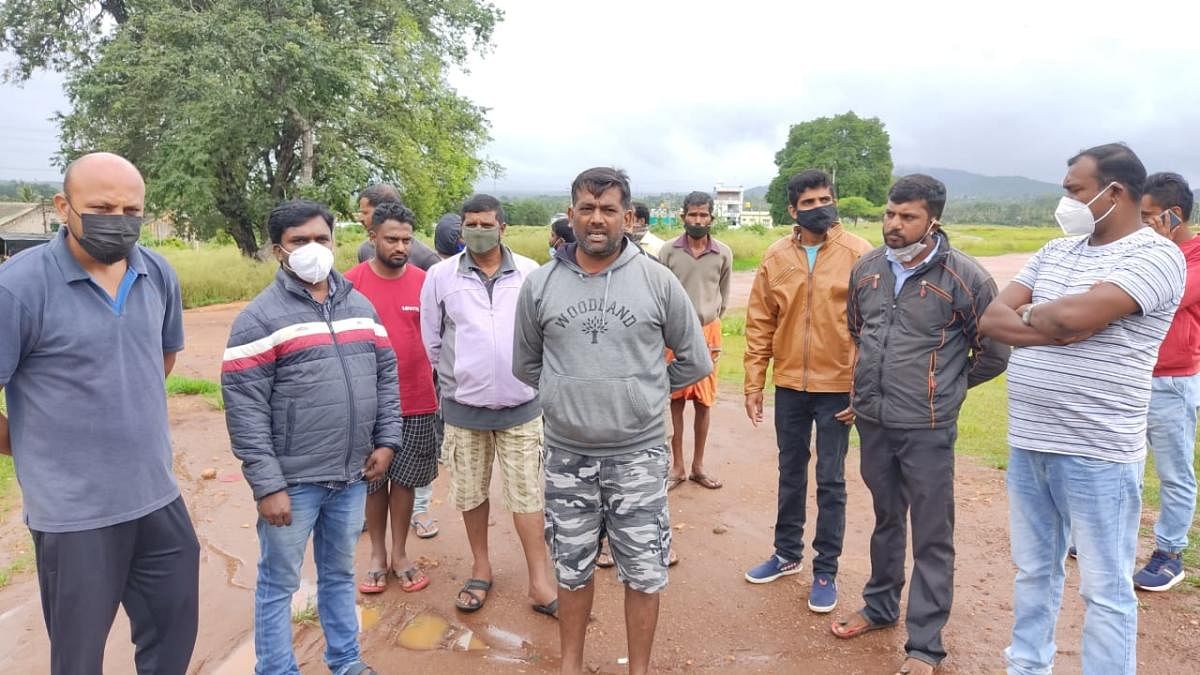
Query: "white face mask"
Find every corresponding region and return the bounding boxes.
[1054,182,1117,236]
[889,221,936,263]
[282,241,335,284]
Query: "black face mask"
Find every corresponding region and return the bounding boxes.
[795,204,838,234]
[685,224,710,239]
[71,212,143,264]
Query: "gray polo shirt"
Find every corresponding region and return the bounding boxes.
[0,229,185,533]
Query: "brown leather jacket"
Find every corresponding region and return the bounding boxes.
[744,225,873,394]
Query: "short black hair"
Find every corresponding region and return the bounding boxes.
[359,183,400,207]
[268,199,334,244]
[1068,143,1146,202]
[1142,172,1192,221]
[632,201,650,223]
[372,201,416,229]
[551,217,576,243]
[682,191,714,214]
[571,167,632,209]
[888,174,947,220]
[460,193,505,224]
[787,169,834,208]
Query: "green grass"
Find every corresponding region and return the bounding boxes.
[0,391,15,521]
[166,375,224,410]
[0,535,34,589]
[714,223,1063,271]
[292,597,319,624]
[155,228,369,309]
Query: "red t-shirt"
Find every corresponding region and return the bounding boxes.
[1154,236,1200,377]
[344,262,439,415]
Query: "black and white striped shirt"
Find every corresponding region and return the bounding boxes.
[1007,228,1185,462]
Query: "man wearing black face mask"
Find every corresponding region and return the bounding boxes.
[743,170,871,615]
[658,191,733,492]
[0,152,199,673]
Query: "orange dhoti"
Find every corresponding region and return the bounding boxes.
[666,318,721,407]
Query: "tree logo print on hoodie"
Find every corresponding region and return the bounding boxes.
[552,296,639,345]
[581,316,608,344]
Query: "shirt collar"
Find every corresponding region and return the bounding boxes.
[672,233,719,257]
[885,234,942,270]
[50,227,147,283]
[459,245,516,276]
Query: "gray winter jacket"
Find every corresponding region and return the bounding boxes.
[848,232,1008,429]
[513,241,713,457]
[221,269,403,499]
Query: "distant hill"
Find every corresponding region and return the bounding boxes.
[894,166,1060,200]
[0,179,59,201]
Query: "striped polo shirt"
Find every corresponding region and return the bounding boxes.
[1006,227,1185,462]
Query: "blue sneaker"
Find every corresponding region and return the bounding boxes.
[745,554,802,584]
[1133,550,1185,592]
[808,573,838,613]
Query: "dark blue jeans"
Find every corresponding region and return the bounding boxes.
[773,387,851,576]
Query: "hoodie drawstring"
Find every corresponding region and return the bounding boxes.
[601,269,612,314]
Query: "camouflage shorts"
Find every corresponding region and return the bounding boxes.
[543,445,672,594]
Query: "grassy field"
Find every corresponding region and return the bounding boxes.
[152,223,1063,309]
[501,223,1063,272]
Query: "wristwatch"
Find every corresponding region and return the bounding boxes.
[1021,304,1034,326]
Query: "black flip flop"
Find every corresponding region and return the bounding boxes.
[455,578,492,613]
[532,598,558,619]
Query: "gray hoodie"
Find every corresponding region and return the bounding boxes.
[514,240,713,457]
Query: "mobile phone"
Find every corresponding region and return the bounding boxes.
[1166,210,1184,230]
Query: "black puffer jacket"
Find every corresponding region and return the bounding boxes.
[221,269,403,499]
[848,232,1008,429]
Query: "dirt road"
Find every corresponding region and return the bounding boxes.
[2,252,1198,674]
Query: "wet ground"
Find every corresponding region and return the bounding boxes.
[3,252,1199,674]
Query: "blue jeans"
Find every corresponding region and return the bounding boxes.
[1146,374,1200,554]
[254,482,366,675]
[1005,447,1141,675]
[413,484,433,515]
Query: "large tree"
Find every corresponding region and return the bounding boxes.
[765,111,893,226]
[1,0,502,255]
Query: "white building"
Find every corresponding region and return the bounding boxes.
[740,210,775,227]
[713,184,744,227]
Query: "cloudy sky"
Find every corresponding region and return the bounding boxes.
[3,0,1199,193]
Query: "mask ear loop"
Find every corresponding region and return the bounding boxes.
[1091,183,1119,226]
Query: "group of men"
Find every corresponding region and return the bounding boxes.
[736,143,1195,675]
[0,144,1195,675]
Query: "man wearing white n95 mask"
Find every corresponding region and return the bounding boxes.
[222,199,401,675]
[980,143,1186,675]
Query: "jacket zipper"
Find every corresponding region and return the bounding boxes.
[313,290,357,481]
[801,248,815,390]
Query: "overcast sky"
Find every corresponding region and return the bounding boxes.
[3,0,1199,194]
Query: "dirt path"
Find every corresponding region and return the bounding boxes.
[2,251,1198,674]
